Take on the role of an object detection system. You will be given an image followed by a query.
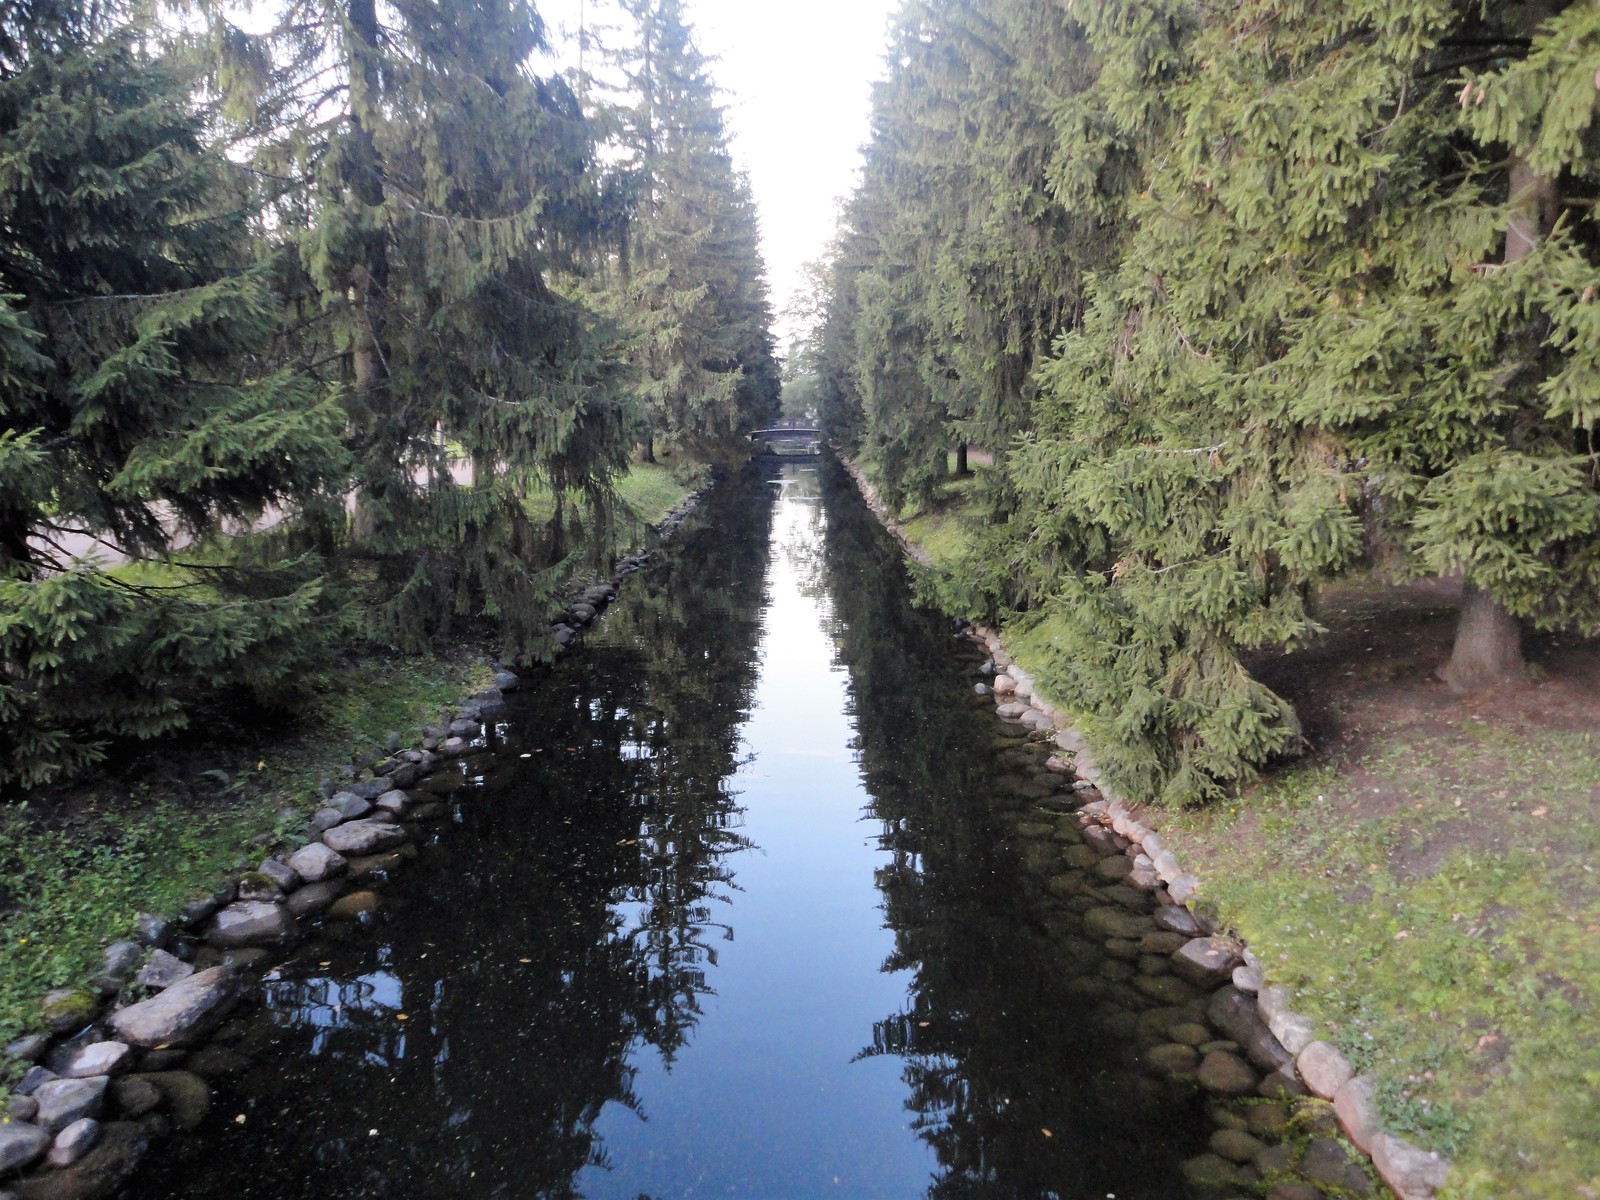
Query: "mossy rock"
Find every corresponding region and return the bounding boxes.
[1180,1151,1258,1197]
[1145,1041,1200,1077]
[40,987,98,1034]
[235,871,281,902]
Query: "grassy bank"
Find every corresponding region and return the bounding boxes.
[851,455,1600,1199]
[0,459,707,1076]
[1160,727,1600,1198]
[522,456,711,533]
[0,649,493,1076]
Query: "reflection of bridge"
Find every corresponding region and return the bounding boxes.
[748,424,823,458]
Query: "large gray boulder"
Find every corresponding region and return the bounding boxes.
[1297,1040,1355,1099]
[1371,1132,1451,1199]
[107,966,240,1048]
[88,941,144,993]
[323,820,409,856]
[32,1077,107,1135]
[1334,1072,1380,1154]
[0,1123,51,1173]
[286,879,344,917]
[287,842,346,883]
[55,1041,132,1080]
[46,1117,100,1168]
[1171,937,1245,989]
[257,857,300,892]
[135,949,193,991]
[328,791,374,820]
[205,901,293,948]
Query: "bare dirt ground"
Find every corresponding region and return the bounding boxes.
[1249,575,1600,867]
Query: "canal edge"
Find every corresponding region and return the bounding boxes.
[837,452,1453,1200]
[0,485,713,1197]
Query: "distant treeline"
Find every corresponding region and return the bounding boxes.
[0,0,779,788]
[800,0,1600,805]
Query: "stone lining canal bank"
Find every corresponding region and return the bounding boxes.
[0,491,707,1200]
[842,455,1453,1200]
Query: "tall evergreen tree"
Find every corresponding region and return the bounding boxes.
[821,0,1600,805]
[1019,0,1600,801]
[588,0,780,457]
[0,0,347,787]
[819,0,1094,515]
[200,0,637,658]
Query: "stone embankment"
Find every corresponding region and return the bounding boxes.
[837,457,1449,1200]
[969,630,1450,1200]
[0,493,704,1199]
[835,458,931,566]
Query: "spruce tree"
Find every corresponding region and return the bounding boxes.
[589,0,780,456]
[1031,0,1600,798]
[200,0,638,658]
[817,0,1094,515]
[820,0,1600,805]
[0,0,347,787]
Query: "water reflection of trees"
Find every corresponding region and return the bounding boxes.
[816,459,1203,1200]
[128,469,776,1200]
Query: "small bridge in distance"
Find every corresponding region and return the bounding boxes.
[748,422,823,458]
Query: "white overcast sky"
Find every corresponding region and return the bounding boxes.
[539,0,902,347]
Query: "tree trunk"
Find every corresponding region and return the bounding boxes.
[1440,146,1554,692]
[1441,582,1524,694]
[345,0,391,552]
[953,442,969,476]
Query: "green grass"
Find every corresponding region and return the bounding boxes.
[1158,728,1600,1199]
[615,459,709,526]
[0,649,491,1077]
[522,458,709,532]
[895,471,983,570]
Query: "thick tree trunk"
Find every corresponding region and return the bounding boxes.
[1441,583,1524,694]
[1440,148,1554,692]
[953,442,969,476]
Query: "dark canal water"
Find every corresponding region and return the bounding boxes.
[126,460,1215,1199]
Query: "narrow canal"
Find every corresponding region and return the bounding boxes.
[126,460,1217,1198]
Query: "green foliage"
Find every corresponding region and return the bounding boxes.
[0,2,347,787]
[0,797,281,1066]
[613,458,710,527]
[582,0,781,454]
[814,0,1600,805]
[195,0,647,661]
